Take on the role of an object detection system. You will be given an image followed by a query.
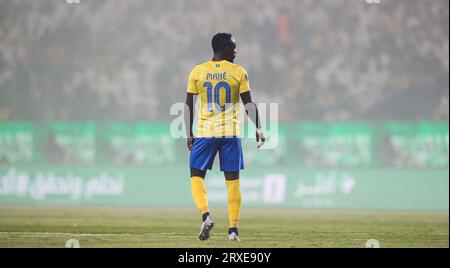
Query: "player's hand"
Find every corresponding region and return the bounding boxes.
[187,136,195,151]
[256,129,265,149]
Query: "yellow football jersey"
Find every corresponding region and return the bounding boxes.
[187,60,250,137]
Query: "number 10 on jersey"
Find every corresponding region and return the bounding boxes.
[204,82,231,112]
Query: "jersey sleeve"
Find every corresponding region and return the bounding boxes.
[238,67,251,94]
[186,66,198,94]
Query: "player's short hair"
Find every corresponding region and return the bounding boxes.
[211,33,234,54]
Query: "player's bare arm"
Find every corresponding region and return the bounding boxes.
[241,91,265,148]
[185,92,195,151]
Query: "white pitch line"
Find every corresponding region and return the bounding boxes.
[0,232,197,238]
[0,232,275,240]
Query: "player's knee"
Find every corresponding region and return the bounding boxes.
[224,172,239,181]
[191,168,206,178]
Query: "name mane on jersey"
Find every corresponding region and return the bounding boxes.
[206,72,227,80]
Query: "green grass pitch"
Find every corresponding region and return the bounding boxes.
[0,207,447,248]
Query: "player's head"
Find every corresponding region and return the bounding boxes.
[211,33,236,62]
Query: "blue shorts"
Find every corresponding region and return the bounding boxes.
[190,137,244,172]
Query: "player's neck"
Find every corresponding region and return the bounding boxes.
[212,55,225,62]
[212,54,232,63]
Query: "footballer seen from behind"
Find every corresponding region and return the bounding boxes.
[184,33,265,242]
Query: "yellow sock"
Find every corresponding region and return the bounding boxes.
[190,176,209,215]
[226,179,242,228]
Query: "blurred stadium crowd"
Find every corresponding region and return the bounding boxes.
[0,0,448,122]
